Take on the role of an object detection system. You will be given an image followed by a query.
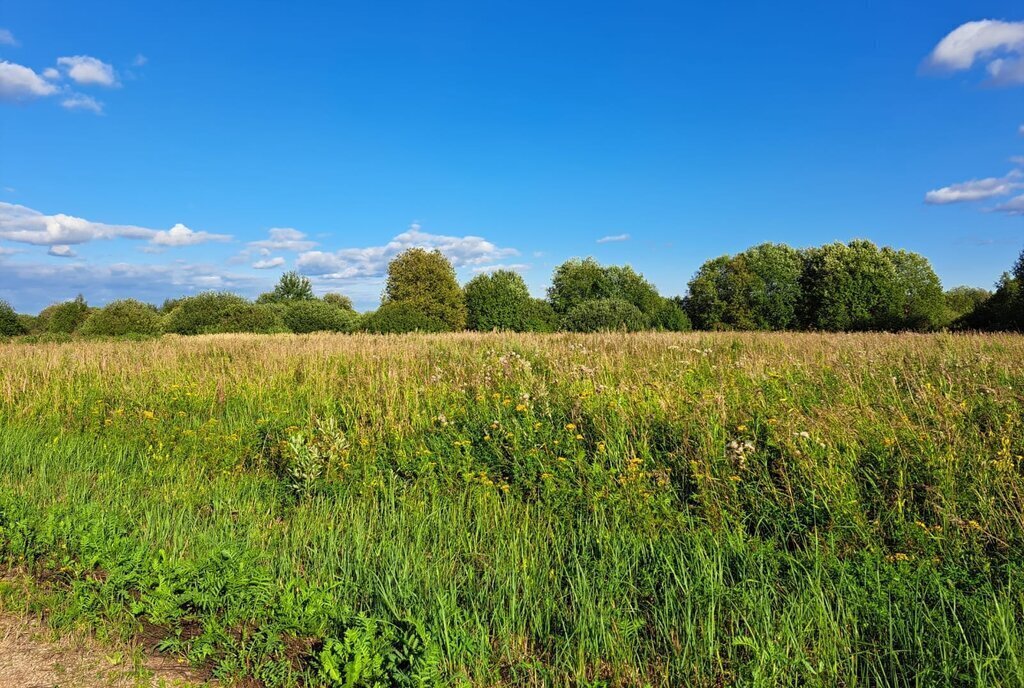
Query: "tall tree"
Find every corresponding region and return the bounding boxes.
[464,270,533,331]
[383,248,467,331]
[258,271,315,303]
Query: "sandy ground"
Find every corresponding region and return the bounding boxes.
[0,613,210,688]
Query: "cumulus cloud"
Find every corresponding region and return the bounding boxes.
[0,61,59,100]
[149,223,231,247]
[253,256,286,269]
[0,29,17,47]
[61,93,103,114]
[56,55,119,87]
[47,245,77,258]
[249,227,316,252]
[596,233,630,243]
[296,223,519,279]
[927,19,1024,85]
[993,194,1024,215]
[0,202,232,249]
[924,171,1022,204]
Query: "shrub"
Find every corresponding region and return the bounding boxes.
[382,249,466,331]
[0,300,24,336]
[283,300,356,333]
[522,298,558,333]
[80,299,162,336]
[16,314,41,334]
[213,302,286,333]
[560,298,646,332]
[45,295,91,334]
[323,292,354,311]
[360,301,448,334]
[162,292,253,335]
[650,297,692,331]
[464,270,534,331]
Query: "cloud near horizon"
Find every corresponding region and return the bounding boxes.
[596,233,630,243]
[297,224,519,279]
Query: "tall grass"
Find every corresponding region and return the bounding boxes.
[0,332,1022,686]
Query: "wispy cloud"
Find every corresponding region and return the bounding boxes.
[596,233,630,244]
[926,19,1024,85]
[924,171,1022,204]
[0,29,17,47]
[253,256,286,269]
[249,227,316,252]
[297,223,519,279]
[61,93,103,114]
[993,194,1024,215]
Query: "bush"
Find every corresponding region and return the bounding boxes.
[162,292,253,335]
[650,297,692,331]
[216,302,287,333]
[80,300,162,337]
[283,300,356,333]
[560,298,646,332]
[0,300,24,336]
[360,301,448,334]
[548,258,663,324]
[45,295,91,334]
[522,298,558,333]
[16,314,41,334]
[464,270,534,331]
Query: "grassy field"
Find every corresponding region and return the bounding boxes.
[0,332,1022,687]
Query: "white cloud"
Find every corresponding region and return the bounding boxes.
[993,194,1024,215]
[47,245,77,258]
[296,223,519,279]
[0,29,17,47]
[924,171,1022,204]
[1011,156,1024,165]
[927,20,1024,85]
[61,93,103,114]
[249,227,316,252]
[596,233,630,243]
[0,202,232,249]
[42,67,59,80]
[0,61,59,100]
[149,223,231,247]
[132,54,148,67]
[471,263,531,274]
[0,246,21,256]
[253,256,286,269]
[56,55,119,87]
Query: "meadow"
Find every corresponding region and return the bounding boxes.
[0,331,1022,687]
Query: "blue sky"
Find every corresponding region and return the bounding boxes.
[1,1,1022,313]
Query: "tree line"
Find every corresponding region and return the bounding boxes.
[1,241,1021,337]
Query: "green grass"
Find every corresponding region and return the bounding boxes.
[0,332,1022,686]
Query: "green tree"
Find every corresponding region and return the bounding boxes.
[323,292,355,311]
[463,270,533,331]
[650,297,692,331]
[548,258,664,326]
[258,271,315,303]
[283,300,356,333]
[799,241,904,331]
[0,300,24,336]
[360,301,448,334]
[382,249,466,331]
[884,248,945,331]
[46,295,91,334]
[162,292,253,335]
[943,286,991,326]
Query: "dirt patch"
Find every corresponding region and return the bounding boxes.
[0,613,212,688]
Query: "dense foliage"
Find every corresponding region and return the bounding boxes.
[0,299,23,337]
[360,301,448,333]
[282,299,357,333]
[43,295,92,334]
[560,297,647,332]
[80,299,162,336]
[383,248,467,331]
[257,270,316,303]
[463,270,536,331]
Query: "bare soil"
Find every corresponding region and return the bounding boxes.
[0,612,210,688]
